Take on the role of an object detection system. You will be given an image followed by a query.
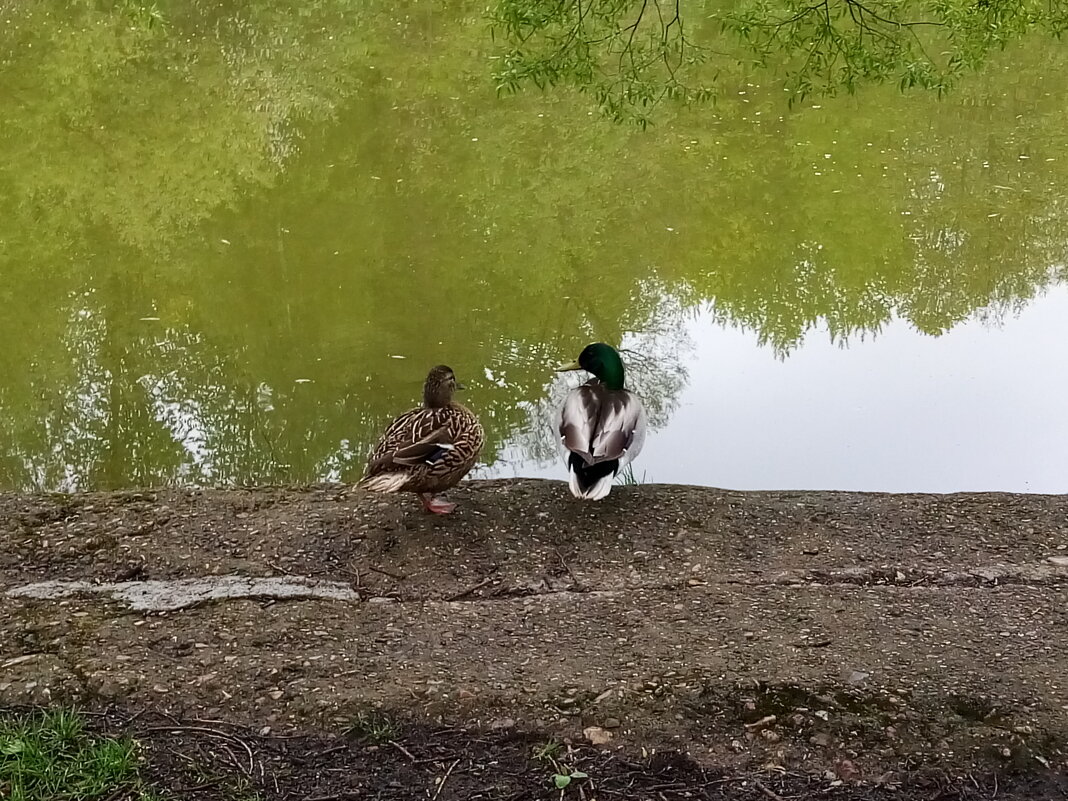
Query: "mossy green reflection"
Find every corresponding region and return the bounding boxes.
[0,2,1065,490]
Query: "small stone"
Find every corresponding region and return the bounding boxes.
[810,732,832,747]
[267,690,284,700]
[837,759,859,780]
[583,726,612,745]
[761,729,781,743]
[604,717,622,729]
[846,670,869,686]
[489,717,515,730]
[1047,556,1068,566]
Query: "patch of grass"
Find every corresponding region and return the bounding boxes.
[531,740,590,791]
[532,738,563,762]
[552,768,588,789]
[615,464,647,486]
[345,711,400,745]
[0,708,158,801]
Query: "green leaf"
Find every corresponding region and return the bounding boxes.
[553,773,572,788]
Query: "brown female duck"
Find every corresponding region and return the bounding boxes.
[360,365,484,514]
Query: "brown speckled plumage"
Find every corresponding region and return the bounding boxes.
[360,366,484,504]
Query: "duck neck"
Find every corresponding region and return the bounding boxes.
[423,382,453,409]
[594,357,625,391]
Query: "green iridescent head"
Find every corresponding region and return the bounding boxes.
[557,342,626,390]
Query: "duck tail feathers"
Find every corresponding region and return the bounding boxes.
[359,472,410,493]
[566,453,618,500]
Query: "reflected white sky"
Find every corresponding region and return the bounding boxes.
[487,286,1068,493]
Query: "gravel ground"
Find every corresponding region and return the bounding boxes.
[2,479,1066,796]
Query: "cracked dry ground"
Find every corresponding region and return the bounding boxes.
[1,479,1067,800]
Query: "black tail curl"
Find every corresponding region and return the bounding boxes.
[568,453,618,492]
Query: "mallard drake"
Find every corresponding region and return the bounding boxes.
[556,342,647,500]
[360,365,484,514]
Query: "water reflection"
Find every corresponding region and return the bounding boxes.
[488,289,1068,493]
[0,2,1066,492]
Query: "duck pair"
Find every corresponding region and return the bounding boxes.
[359,343,646,513]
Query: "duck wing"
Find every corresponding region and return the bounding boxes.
[363,405,484,494]
[364,410,461,474]
[559,382,646,467]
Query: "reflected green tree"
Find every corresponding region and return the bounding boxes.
[490,0,1068,124]
[0,2,1066,491]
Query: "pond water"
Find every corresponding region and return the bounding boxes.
[1,3,1066,494]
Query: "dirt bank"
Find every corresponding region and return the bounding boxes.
[2,479,1067,796]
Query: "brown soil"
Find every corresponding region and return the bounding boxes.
[71,708,1068,800]
[2,479,1068,796]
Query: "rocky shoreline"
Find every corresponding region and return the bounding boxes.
[2,479,1067,798]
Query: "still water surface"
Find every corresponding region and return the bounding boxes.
[490,291,1068,492]
[1,3,1065,493]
